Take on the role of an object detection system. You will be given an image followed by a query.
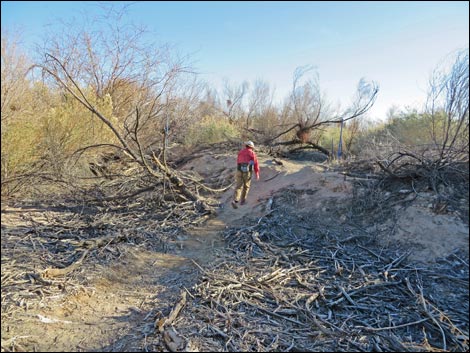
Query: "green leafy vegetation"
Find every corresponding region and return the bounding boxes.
[184,115,240,146]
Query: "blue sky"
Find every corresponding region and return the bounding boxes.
[2,1,469,121]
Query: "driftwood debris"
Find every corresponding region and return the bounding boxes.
[161,191,469,352]
[156,290,187,333]
[42,249,89,278]
[1,194,207,352]
[1,154,468,352]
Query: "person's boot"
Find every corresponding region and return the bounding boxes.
[240,199,246,205]
[231,200,238,209]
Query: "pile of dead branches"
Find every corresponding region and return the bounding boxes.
[327,154,469,226]
[1,192,210,334]
[157,199,468,352]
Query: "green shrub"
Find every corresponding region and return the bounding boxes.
[1,88,119,196]
[184,115,240,146]
[1,118,42,179]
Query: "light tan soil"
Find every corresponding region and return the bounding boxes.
[1,153,468,351]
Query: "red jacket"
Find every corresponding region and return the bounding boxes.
[237,147,259,178]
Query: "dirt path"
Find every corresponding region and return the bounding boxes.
[0,158,309,351]
[2,156,468,352]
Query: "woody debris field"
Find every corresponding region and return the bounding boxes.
[1,144,468,352]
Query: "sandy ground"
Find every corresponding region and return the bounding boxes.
[1,151,468,351]
[183,152,468,263]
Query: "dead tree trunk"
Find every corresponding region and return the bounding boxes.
[35,53,211,212]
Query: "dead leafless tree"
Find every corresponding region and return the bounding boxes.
[1,29,30,122]
[223,79,249,124]
[245,79,274,130]
[269,66,379,156]
[377,49,469,176]
[427,49,469,165]
[32,8,211,210]
[375,49,468,210]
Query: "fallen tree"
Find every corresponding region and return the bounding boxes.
[268,67,379,157]
[23,10,218,212]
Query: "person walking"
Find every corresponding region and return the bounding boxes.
[231,141,260,209]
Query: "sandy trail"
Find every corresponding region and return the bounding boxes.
[1,155,467,352]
